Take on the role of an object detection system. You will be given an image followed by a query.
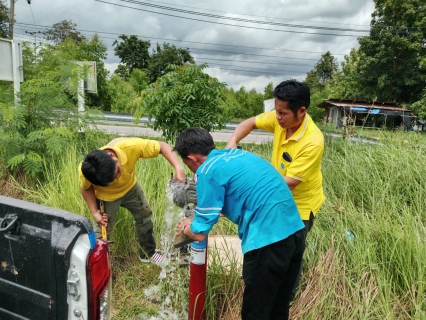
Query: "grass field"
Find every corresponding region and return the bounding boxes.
[11,128,426,319]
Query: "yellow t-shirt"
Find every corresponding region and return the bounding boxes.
[78,137,160,201]
[255,112,325,220]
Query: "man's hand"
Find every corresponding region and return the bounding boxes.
[174,217,191,237]
[93,210,108,227]
[175,170,186,181]
[226,117,257,149]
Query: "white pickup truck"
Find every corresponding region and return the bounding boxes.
[0,195,112,320]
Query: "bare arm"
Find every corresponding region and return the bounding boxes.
[284,176,301,190]
[81,185,106,227]
[226,117,257,149]
[159,141,186,181]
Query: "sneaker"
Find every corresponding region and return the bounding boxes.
[139,252,164,266]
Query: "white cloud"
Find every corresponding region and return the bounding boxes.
[13,0,375,92]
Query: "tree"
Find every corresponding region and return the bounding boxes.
[72,34,111,111]
[128,68,149,94]
[264,82,274,100]
[220,88,244,120]
[146,43,194,83]
[106,74,138,113]
[45,20,85,45]
[134,64,228,141]
[234,86,264,118]
[411,90,426,120]
[329,48,366,100]
[0,0,9,38]
[357,0,426,103]
[0,40,100,178]
[305,51,338,92]
[113,35,150,79]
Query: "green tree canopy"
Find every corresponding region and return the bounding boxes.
[357,0,426,103]
[0,40,96,177]
[134,64,228,141]
[147,43,194,83]
[329,48,365,100]
[45,20,85,45]
[305,51,338,92]
[128,68,149,94]
[411,90,426,120]
[264,82,274,100]
[234,86,264,118]
[0,0,9,38]
[113,35,150,79]
[59,34,111,110]
[106,74,138,113]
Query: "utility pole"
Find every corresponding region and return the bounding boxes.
[25,30,46,47]
[9,0,14,39]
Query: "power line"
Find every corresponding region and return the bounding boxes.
[138,0,371,28]
[120,0,370,33]
[195,57,314,67]
[28,3,37,27]
[95,0,367,37]
[15,22,348,57]
[205,65,297,77]
[195,59,311,72]
[202,62,306,75]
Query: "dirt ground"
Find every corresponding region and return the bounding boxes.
[0,175,25,199]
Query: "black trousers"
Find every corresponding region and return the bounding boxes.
[290,212,315,299]
[241,229,305,320]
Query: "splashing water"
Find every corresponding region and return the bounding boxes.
[139,180,191,320]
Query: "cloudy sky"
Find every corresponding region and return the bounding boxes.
[13,0,375,92]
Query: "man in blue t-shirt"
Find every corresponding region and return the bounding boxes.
[174,127,305,320]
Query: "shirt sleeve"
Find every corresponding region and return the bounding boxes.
[285,143,323,181]
[136,138,161,158]
[255,111,276,133]
[190,174,224,235]
[78,162,92,189]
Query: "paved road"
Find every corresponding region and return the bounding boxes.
[95,124,274,144]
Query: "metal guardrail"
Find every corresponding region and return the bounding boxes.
[98,111,263,133]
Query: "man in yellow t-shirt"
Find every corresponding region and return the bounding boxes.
[79,137,185,263]
[226,80,325,231]
[226,79,325,297]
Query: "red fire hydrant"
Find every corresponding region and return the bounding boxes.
[188,238,207,320]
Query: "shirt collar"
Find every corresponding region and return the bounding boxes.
[100,145,128,166]
[287,114,310,142]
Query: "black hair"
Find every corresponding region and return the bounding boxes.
[81,150,116,186]
[174,127,215,158]
[273,79,310,116]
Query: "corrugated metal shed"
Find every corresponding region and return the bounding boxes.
[317,99,412,112]
[316,99,414,129]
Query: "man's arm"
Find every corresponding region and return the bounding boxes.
[226,117,257,149]
[159,141,186,180]
[175,216,207,242]
[284,176,301,190]
[81,185,106,227]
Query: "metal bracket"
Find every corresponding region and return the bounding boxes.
[0,213,21,234]
[67,271,80,301]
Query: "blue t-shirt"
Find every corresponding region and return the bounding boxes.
[190,148,304,254]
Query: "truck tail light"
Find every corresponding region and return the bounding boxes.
[87,239,111,320]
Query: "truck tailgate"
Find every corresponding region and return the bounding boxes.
[0,195,93,320]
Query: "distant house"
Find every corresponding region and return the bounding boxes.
[316,99,414,129]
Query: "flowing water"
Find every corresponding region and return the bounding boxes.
[136,180,192,320]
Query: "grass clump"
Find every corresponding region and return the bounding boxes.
[11,130,426,319]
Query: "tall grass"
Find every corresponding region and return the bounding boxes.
[18,131,426,319]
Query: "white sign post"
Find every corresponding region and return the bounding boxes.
[263,98,275,113]
[0,38,24,104]
[75,61,97,131]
